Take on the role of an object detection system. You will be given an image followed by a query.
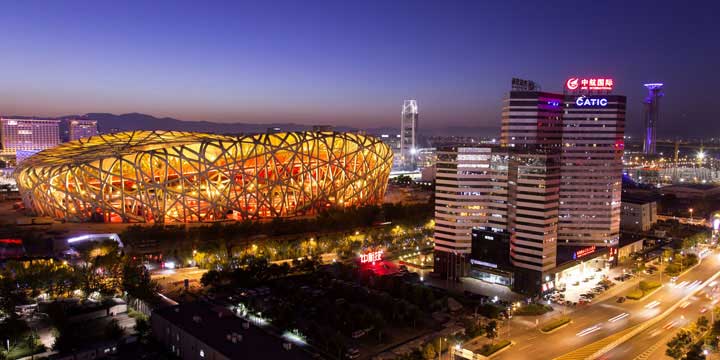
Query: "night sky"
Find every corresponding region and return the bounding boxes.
[1,0,718,136]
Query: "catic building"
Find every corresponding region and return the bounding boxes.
[434,77,625,294]
[15,130,392,223]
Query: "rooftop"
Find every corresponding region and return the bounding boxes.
[153,302,317,360]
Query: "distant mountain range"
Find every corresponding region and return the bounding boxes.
[6,112,499,137]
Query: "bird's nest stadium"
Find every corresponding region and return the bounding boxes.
[15,130,393,223]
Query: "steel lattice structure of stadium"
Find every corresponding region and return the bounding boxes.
[15,130,393,223]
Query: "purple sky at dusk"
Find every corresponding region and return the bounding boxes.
[1,0,718,136]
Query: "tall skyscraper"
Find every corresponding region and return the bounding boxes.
[560,77,625,248]
[642,83,664,155]
[433,77,625,294]
[433,146,509,280]
[0,118,61,158]
[400,100,419,170]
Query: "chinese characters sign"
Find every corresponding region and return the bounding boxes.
[566,77,614,91]
[573,245,596,260]
[360,250,384,264]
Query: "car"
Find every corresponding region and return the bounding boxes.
[572,281,580,286]
[616,296,626,303]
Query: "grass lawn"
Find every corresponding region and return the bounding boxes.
[540,317,571,333]
[7,343,44,360]
[478,339,511,356]
[514,303,553,316]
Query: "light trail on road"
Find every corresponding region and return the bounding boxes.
[608,313,629,323]
[644,300,661,309]
[576,325,602,337]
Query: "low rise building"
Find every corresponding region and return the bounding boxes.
[152,302,315,360]
[621,198,657,232]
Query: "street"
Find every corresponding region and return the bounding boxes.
[492,251,720,360]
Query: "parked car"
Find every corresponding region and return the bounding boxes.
[616,296,626,303]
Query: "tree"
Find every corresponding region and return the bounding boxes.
[666,329,694,359]
[421,343,436,360]
[134,317,151,343]
[104,319,124,340]
[485,320,498,344]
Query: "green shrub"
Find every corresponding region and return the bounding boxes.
[540,317,570,333]
[514,303,553,316]
[626,289,644,300]
[478,339,511,356]
[639,280,661,292]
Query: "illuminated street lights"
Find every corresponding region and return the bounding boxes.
[690,208,694,223]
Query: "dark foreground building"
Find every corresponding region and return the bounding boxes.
[152,302,315,360]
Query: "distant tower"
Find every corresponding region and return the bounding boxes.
[400,100,419,170]
[643,83,664,155]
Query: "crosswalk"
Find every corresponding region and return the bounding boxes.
[633,341,664,360]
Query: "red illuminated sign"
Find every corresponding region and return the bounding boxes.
[566,77,614,91]
[0,239,22,245]
[573,245,596,259]
[360,250,384,264]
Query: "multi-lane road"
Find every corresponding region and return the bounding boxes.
[493,251,720,360]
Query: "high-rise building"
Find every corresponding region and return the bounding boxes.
[434,78,625,294]
[433,146,509,280]
[63,119,98,142]
[0,118,61,159]
[560,77,625,248]
[400,100,419,170]
[501,91,564,150]
[642,83,664,155]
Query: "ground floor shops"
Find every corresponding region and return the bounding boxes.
[466,245,612,297]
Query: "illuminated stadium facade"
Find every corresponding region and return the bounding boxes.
[15,131,393,223]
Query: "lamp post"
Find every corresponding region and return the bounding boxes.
[690,208,694,223]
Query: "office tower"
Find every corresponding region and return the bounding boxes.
[642,83,664,155]
[400,100,419,170]
[433,146,509,280]
[501,91,564,150]
[0,118,61,158]
[506,152,560,289]
[64,119,98,141]
[560,77,625,248]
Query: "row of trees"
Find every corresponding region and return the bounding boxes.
[666,315,711,359]
[120,203,434,267]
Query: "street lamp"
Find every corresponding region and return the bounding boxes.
[690,208,694,223]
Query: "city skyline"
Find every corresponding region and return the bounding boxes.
[1,1,718,136]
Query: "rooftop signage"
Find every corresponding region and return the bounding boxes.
[360,250,383,264]
[573,245,596,260]
[575,96,609,107]
[566,77,614,92]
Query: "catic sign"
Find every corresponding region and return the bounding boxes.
[573,245,596,260]
[566,77,614,91]
[575,96,608,107]
[360,250,384,264]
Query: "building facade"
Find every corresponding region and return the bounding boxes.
[400,100,419,170]
[433,146,509,280]
[434,78,625,294]
[558,93,625,248]
[64,119,99,141]
[621,199,657,232]
[0,118,61,158]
